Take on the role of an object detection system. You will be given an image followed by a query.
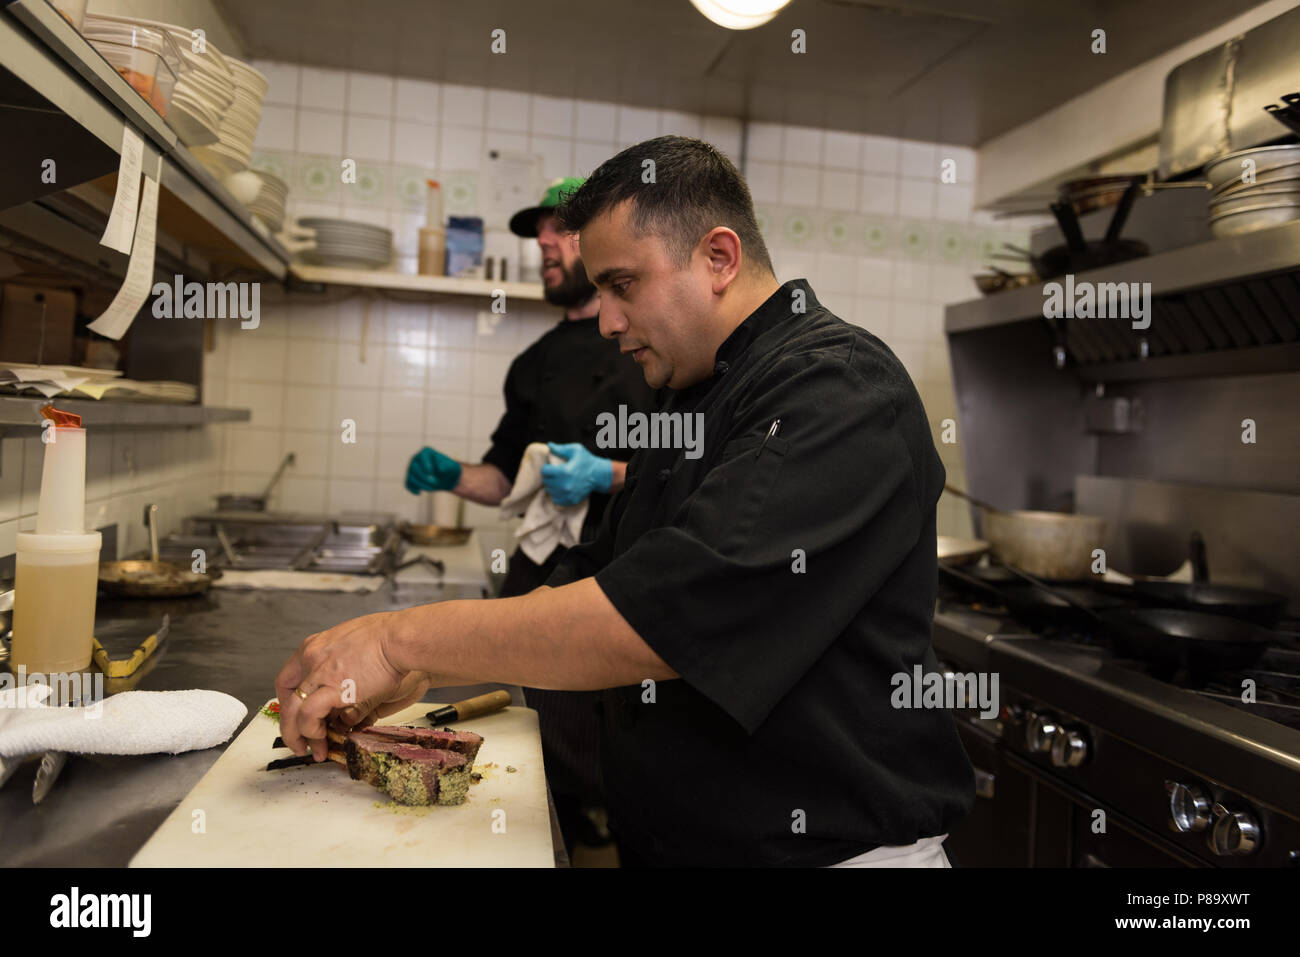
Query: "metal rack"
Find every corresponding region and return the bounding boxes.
[0,0,291,279]
[945,219,1300,381]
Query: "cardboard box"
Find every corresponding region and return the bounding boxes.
[0,284,78,365]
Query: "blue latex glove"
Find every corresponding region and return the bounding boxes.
[541,442,612,506]
[405,446,463,494]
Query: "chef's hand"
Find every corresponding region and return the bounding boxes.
[541,442,612,506]
[405,446,463,494]
[274,611,431,761]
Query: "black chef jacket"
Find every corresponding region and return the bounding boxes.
[481,311,659,816]
[482,314,658,546]
[546,278,975,866]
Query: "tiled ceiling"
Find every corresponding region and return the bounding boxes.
[215,0,1256,146]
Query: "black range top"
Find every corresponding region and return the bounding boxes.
[932,597,1300,867]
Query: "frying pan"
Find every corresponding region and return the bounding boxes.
[1038,182,1148,279]
[938,561,1124,631]
[1003,565,1275,675]
[99,504,213,598]
[1097,581,1287,627]
[1095,533,1288,626]
[400,522,471,547]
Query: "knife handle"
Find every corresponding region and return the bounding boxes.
[429,689,511,724]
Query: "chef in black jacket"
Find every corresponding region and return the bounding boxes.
[279,137,975,867]
[403,176,657,854]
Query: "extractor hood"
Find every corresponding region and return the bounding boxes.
[1159,3,1300,181]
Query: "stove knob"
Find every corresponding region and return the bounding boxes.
[1208,804,1261,857]
[1050,728,1088,767]
[1025,713,1060,753]
[1165,781,1210,833]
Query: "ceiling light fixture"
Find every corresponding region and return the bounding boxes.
[689,0,793,31]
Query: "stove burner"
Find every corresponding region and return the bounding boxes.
[938,580,1300,731]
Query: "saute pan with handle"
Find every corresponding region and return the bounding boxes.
[1002,565,1276,675]
[944,484,1106,581]
[938,560,1126,631]
[98,504,213,598]
[1095,533,1288,627]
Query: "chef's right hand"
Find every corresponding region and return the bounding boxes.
[405,446,463,494]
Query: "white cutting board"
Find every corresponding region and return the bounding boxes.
[130,701,554,867]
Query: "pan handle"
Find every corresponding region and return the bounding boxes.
[1050,202,1088,255]
[144,503,159,563]
[1000,564,1108,626]
[1189,531,1209,584]
[943,483,999,514]
[1104,181,1142,244]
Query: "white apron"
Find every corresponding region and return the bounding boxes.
[827,834,951,868]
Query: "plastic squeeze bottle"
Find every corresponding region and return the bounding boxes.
[9,405,102,675]
[418,179,446,276]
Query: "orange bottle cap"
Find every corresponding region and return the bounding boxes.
[40,404,82,428]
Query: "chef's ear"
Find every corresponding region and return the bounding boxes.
[701,226,743,291]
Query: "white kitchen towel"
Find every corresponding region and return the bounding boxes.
[499,441,589,565]
[212,569,387,592]
[0,687,246,759]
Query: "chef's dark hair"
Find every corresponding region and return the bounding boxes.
[555,135,774,276]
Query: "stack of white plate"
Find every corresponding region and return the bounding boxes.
[249,171,289,232]
[82,13,234,147]
[296,218,393,270]
[192,56,268,177]
[1205,144,1300,238]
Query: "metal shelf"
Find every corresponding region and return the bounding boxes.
[0,397,249,433]
[1,0,290,279]
[945,219,1300,334]
[289,264,545,301]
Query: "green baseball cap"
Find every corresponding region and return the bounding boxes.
[509,176,585,238]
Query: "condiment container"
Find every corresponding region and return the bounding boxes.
[9,410,102,675]
[418,227,446,276]
[83,20,183,117]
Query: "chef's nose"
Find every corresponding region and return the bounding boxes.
[598,304,626,339]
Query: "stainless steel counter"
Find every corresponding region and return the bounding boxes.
[0,585,569,867]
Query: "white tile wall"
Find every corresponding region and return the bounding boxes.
[209,296,557,524]
[228,61,1036,538]
[0,429,223,561]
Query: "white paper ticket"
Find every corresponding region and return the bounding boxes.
[88,170,160,340]
[99,125,145,255]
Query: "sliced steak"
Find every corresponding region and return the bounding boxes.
[343,732,405,787]
[383,745,470,806]
[343,733,471,806]
[359,725,483,767]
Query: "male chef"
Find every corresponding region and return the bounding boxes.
[403,176,657,854]
[279,137,975,866]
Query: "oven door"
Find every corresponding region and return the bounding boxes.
[946,719,1035,867]
[1009,755,1204,868]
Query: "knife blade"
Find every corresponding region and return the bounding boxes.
[265,750,345,772]
[32,751,67,804]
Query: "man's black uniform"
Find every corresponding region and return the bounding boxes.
[547,279,975,865]
[481,313,657,847]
